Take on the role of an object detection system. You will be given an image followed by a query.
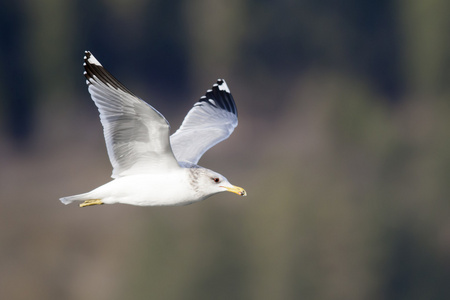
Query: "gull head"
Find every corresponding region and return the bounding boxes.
[194,168,247,198]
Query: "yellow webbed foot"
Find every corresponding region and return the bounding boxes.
[80,199,104,208]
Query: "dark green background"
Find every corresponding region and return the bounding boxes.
[1,1,449,299]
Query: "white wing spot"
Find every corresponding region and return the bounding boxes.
[218,80,230,93]
[87,54,102,66]
[208,99,216,105]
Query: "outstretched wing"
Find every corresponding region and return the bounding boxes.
[170,79,238,164]
[83,51,180,178]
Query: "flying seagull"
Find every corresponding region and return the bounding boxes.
[60,51,246,207]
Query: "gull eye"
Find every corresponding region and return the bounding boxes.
[213,177,220,183]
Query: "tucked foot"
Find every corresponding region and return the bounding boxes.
[80,199,104,208]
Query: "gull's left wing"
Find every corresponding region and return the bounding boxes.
[84,51,180,178]
[170,79,238,165]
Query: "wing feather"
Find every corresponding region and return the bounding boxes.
[83,51,180,178]
[170,79,238,164]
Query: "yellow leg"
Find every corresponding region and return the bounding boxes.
[80,199,104,208]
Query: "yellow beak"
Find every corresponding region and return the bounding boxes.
[221,185,247,196]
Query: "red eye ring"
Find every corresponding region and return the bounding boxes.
[213,177,220,183]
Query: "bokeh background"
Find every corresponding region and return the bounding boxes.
[1,1,450,299]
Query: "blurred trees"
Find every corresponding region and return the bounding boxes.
[399,0,450,95]
[1,1,450,300]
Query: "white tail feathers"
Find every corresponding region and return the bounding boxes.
[59,193,89,205]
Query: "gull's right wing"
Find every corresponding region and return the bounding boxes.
[170,79,239,165]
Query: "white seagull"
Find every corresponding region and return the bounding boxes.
[60,51,246,208]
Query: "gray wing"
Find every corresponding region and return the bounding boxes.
[83,51,180,178]
[170,79,238,164]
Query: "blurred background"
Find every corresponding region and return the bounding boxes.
[1,0,450,299]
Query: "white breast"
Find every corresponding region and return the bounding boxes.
[87,169,201,206]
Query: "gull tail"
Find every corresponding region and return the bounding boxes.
[60,193,104,207]
[59,193,90,205]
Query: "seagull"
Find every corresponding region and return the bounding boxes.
[60,51,246,208]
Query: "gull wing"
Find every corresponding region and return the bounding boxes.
[83,51,180,178]
[170,79,238,164]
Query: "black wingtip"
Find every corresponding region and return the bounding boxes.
[198,79,237,116]
[83,51,135,96]
[84,51,91,62]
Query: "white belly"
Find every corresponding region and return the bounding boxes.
[88,171,201,206]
